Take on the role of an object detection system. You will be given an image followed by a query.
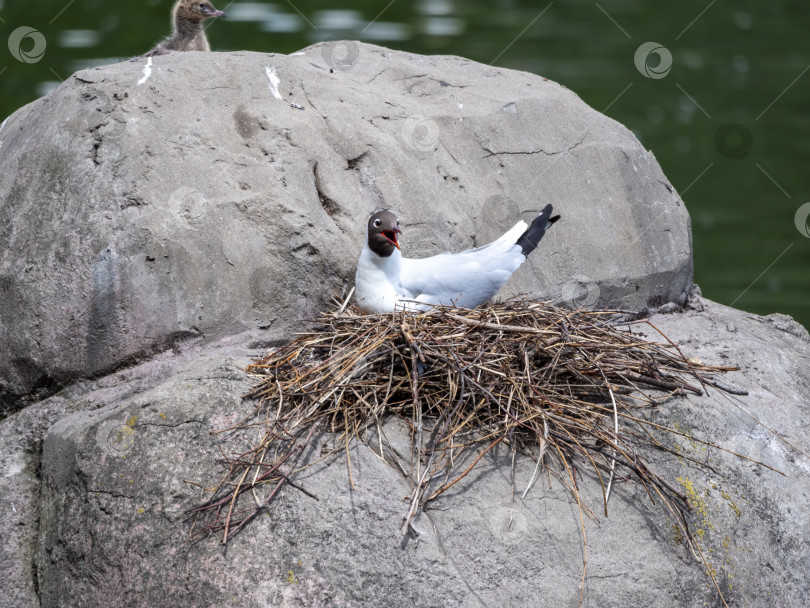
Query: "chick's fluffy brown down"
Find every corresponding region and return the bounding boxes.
[142,0,225,57]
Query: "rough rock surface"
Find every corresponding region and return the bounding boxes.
[0,297,806,608]
[0,42,691,411]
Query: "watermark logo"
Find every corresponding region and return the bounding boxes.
[8,26,47,64]
[634,42,672,79]
[488,506,528,546]
[401,115,440,154]
[168,186,208,227]
[714,122,753,159]
[561,276,600,309]
[320,38,360,72]
[795,202,810,238]
[95,416,137,457]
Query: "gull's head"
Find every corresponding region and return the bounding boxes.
[367,210,402,257]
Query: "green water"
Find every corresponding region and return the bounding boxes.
[1,0,808,328]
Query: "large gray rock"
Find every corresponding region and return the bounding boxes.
[0,42,691,411]
[8,42,782,608]
[0,296,804,608]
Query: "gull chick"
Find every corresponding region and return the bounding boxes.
[355,205,560,313]
[140,0,226,58]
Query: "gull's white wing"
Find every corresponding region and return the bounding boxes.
[398,221,528,308]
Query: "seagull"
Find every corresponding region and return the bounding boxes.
[355,205,560,313]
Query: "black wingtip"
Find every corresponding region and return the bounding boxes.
[516,204,559,256]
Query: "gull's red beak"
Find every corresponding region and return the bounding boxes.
[383,227,402,250]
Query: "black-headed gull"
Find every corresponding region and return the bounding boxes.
[355,205,560,313]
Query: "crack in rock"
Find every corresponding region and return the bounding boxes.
[482,133,587,159]
[136,420,206,429]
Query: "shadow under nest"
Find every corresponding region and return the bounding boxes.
[187,299,747,578]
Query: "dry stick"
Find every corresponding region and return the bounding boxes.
[691,530,731,608]
[615,371,701,395]
[704,377,748,395]
[396,320,425,532]
[444,312,557,336]
[401,418,453,536]
[344,425,356,491]
[210,437,301,500]
[191,443,252,512]
[410,349,423,503]
[522,418,549,499]
[401,469,429,535]
[588,400,783,475]
[224,444,280,542]
[427,436,504,501]
[639,468,701,561]
[337,286,355,315]
[197,439,267,507]
[597,364,620,512]
[225,420,322,541]
[643,319,710,395]
[250,445,268,507]
[551,412,610,508]
[193,428,314,536]
[271,473,319,500]
[544,427,690,510]
[401,349,464,533]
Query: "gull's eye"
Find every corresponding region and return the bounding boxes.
[374,219,381,227]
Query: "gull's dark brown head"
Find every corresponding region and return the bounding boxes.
[367,210,402,258]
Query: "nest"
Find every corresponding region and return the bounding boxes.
[187,299,748,601]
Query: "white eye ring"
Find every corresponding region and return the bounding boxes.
[374,219,381,227]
